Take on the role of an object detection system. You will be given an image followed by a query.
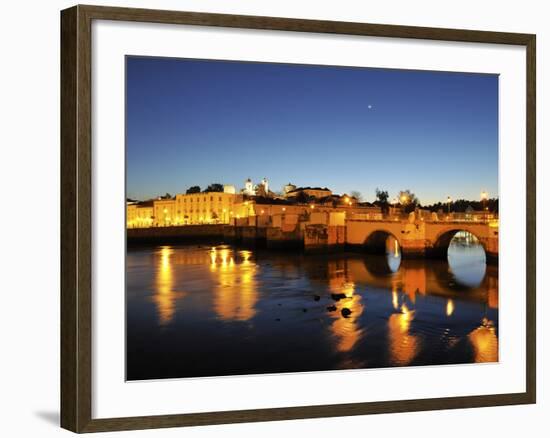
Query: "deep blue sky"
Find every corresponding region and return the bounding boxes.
[126,56,498,204]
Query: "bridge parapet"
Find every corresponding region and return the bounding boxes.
[345,218,498,262]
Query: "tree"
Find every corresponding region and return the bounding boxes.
[293,191,312,204]
[375,188,389,204]
[375,188,390,216]
[423,198,499,213]
[205,183,223,193]
[350,191,363,202]
[398,190,420,213]
[186,186,201,194]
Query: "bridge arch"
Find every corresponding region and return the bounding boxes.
[363,229,402,256]
[430,228,487,260]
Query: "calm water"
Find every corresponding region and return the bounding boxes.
[126,235,498,380]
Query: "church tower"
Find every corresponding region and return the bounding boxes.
[261,177,269,194]
[244,178,254,196]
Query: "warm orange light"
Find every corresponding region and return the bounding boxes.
[213,247,258,321]
[387,303,419,365]
[328,277,364,353]
[468,320,498,363]
[152,246,185,325]
[446,299,455,317]
[392,289,399,310]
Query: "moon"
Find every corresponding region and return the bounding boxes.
[368,104,373,109]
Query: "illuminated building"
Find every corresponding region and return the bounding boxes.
[126,178,384,228]
[126,200,154,228]
[174,192,248,225]
[153,197,177,227]
[283,182,296,194]
[243,177,271,197]
[285,186,333,199]
[244,178,255,196]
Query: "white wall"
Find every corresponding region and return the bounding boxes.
[0,0,546,436]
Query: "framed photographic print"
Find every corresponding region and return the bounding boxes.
[60,4,536,433]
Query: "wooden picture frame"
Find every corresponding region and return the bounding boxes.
[61,4,536,433]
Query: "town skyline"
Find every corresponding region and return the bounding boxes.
[126,176,497,207]
[127,57,498,204]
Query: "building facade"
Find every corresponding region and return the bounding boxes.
[174,192,250,225]
[127,201,154,228]
[285,187,333,199]
[153,198,177,227]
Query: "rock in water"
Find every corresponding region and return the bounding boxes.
[341,308,352,318]
[331,293,347,301]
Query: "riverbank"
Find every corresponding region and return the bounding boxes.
[127,224,498,264]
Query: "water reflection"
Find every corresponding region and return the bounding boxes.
[210,247,258,321]
[446,299,455,317]
[386,236,401,273]
[127,238,498,380]
[448,231,486,287]
[152,246,185,325]
[328,273,364,353]
[388,303,420,366]
[468,318,498,362]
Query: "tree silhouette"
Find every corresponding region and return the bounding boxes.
[205,183,223,192]
[186,186,201,194]
[293,191,312,204]
[350,191,363,202]
[375,188,390,216]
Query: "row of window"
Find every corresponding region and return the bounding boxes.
[177,196,235,203]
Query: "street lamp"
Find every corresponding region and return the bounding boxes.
[480,190,488,212]
[446,196,452,215]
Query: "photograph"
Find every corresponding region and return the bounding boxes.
[125,56,499,381]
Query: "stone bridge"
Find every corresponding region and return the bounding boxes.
[346,218,498,262]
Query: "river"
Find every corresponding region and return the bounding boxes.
[126,233,498,380]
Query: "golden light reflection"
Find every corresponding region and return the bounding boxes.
[468,318,498,363]
[401,267,426,303]
[153,246,185,325]
[327,263,365,353]
[392,285,399,310]
[446,299,455,317]
[387,303,420,365]
[211,247,258,321]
